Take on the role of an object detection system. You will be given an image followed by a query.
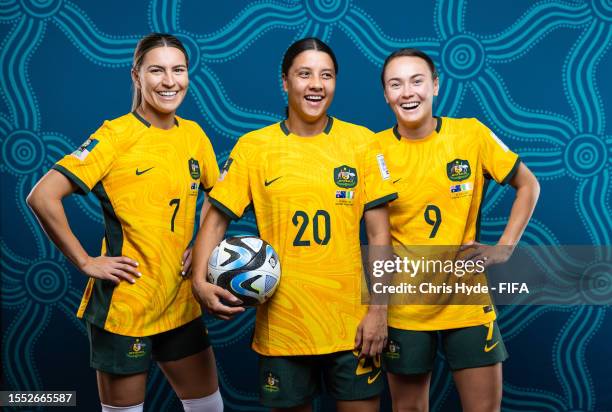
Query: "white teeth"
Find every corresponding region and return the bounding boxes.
[305,95,323,101]
[158,91,178,97]
[401,102,420,110]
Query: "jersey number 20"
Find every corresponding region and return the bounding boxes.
[292,210,331,246]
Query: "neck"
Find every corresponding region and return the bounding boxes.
[285,112,329,137]
[137,105,176,130]
[397,116,437,140]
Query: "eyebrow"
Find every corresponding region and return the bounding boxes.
[146,64,188,70]
[295,66,334,72]
[386,73,425,82]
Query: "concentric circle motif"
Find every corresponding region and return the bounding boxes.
[175,34,200,74]
[591,0,612,22]
[579,262,612,305]
[2,130,45,174]
[441,35,485,80]
[304,0,350,24]
[19,0,63,18]
[25,260,70,304]
[564,134,607,178]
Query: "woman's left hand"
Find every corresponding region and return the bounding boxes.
[181,247,193,277]
[354,306,388,358]
[460,241,514,268]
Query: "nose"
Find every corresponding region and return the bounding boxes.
[308,75,323,90]
[161,70,176,87]
[401,83,413,98]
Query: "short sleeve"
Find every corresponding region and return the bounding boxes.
[208,139,252,220]
[362,133,398,211]
[476,120,521,185]
[198,128,220,192]
[52,121,117,195]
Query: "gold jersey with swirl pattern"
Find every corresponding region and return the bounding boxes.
[209,118,397,356]
[377,117,520,331]
[53,112,219,336]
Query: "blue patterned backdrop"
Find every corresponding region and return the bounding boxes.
[1,0,611,411]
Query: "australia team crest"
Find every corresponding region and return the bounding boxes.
[446,159,471,181]
[188,158,201,179]
[334,165,358,188]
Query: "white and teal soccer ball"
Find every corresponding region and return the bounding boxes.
[207,236,281,306]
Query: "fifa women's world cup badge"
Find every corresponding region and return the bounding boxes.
[188,158,201,179]
[446,159,471,181]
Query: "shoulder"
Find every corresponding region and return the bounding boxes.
[442,117,488,134]
[332,118,374,138]
[90,113,142,144]
[176,116,206,135]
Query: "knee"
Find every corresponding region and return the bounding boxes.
[393,399,428,412]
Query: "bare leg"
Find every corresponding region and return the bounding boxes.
[337,396,380,412]
[96,371,147,407]
[452,363,502,412]
[157,347,219,399]
[271,405,312,412]
[387,372,431,412]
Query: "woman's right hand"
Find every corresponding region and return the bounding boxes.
[79,256,141,284]
[192,281,244,321]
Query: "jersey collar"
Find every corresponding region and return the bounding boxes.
[393,116,442,140]
[280,116,334,136]
[131,111,179,128]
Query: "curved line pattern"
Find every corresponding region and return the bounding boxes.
[52,2,137,66]
[553,306,603,410]
[339,7,440,66]
[207,310,255,346]
[515,148,565,179]
[435,76,465,116]
[0,16,44,130]
[17,175,47,256]
[217,365,265,412]
[435,0,465,40]
[0,0,20,22]
[471,69,574,145]
[196,3,307,61]
[483,2,591,61]
[148,0,180,34]
[576,170,612,254]
[563,20,611,134]
[190,72,281,140]
[502,383,567,411]
[2,303,49,391]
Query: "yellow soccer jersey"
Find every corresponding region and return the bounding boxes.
[210,117,397,356]
[53,112,219,336]
[377,117,520,331]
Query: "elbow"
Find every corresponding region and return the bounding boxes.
[26,186,40,211]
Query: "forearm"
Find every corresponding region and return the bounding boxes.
[27,194,90,270]
[191,207,229,289]
[364,205,392,308]
[498,166,540,246]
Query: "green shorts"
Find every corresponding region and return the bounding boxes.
[259,351,384,408]
[86,318,210,375]
[383,321,508,374]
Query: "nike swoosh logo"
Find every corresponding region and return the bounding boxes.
[136,167,154,176]
[264,176,282,186]
[393,178,402,184]
[484,341,499,352]
[367,370,382,384]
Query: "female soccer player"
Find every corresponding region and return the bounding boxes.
[27,33,223,412]
[377,48,540,412]
[191,37,397,412]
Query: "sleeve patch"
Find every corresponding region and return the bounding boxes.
[376,154,391,180]
[219,157,233,181]
[490,131,509,152]
[71,138,99,161]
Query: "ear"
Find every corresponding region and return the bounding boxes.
[131,69,141,89]
[433,76,439,97]
[282,73,288,93]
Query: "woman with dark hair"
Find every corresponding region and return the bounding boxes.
[378,48,540,411]
[27,33,223,412]
[191,37,397,412]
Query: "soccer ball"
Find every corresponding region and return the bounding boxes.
[207,236,281,306]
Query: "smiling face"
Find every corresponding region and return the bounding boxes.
[132,46,188,117]
[282,50,336,125]
[383,56,439,129]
